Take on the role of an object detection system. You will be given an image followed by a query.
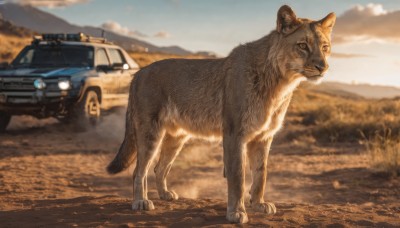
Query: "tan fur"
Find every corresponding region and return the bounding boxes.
[107,5,336,223]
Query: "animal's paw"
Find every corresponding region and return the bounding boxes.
[226,211,249,224]
[252,202,276,215]
[159,190,179,201]
[132,199,155,211]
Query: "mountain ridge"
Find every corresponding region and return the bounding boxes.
[311,81,400,99]
[0,17,34,37]
[0,3,195,55]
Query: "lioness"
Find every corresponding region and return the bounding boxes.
[107,5,335,223]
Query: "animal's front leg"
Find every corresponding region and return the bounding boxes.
[247,137,276,215]
[223,134,248,224]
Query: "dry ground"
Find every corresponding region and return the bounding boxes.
[0,114,399,227]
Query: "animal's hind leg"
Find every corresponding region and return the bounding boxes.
[132,120,165,211]
[247,137,276,215]
[154,133,188,201]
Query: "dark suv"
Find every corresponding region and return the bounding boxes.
[0,33,139,131]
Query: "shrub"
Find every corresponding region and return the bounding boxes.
[290,93,400,143]
[362,129,400,176]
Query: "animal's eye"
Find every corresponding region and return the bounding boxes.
[298,43,307,50]
[322,45,330,52]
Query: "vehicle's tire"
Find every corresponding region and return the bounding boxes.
[70,90,101,132]
[0,112,11,133]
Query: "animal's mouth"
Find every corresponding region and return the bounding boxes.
[307,75,324,81]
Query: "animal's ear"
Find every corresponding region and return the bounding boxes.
[319,12,336,34]
[276,5,301,34]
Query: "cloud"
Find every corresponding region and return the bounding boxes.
[154,31,171,38]
[334,3,400,43]
[101,21,171,40]
[7,0,90,8]
[330,52,372,58]
[101,21,147,38]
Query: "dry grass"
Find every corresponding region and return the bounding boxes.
[362,129,400,176]
[285,88,400,174]
[287,89,400,143]
[0,34,31,63]
[128,51,209,68]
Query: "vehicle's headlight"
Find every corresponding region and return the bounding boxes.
[34,79,46,89]
[58,80,71,90]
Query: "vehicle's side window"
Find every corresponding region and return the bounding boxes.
[19,49,34,65]
[96,48,109,66]
[108,49,126,65]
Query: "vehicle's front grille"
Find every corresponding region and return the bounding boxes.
[3,82,36,91]
[0,77,36,92]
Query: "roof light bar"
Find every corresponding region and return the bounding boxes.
[32,33,112,45]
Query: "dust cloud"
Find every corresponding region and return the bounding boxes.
[86,107,127,142]
[8,116,58,131]
[6,107,127,143]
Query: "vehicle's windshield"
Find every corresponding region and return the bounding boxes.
[12,45,94,68]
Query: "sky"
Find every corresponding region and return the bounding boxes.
[13,0,400,87]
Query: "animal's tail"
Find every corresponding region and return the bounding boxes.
[107,81,137,174]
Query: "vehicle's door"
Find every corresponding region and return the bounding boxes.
[95,47,119,107]
[119,49,140,93]
[106,48,134,106]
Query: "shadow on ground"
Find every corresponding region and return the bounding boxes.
[1,196,399,228]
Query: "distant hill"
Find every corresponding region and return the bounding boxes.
[0,18,32,62]
[311,81,400,99]
[0,3,193,55]
[0,18,34,37]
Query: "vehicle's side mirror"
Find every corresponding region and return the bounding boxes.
[112,63,129,71]
[0,62,10,70]
[96,64,111,72]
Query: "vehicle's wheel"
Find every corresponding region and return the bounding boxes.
[0,112,11,133]
[71,90,101,131]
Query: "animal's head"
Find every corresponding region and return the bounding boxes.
[275,5,336,83]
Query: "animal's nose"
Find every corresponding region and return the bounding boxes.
[315,64,324,73]
[314,61,328,74]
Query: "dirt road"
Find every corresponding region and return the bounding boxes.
[1,116,399,227]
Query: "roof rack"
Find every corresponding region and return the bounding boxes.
[32,33,113,45]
